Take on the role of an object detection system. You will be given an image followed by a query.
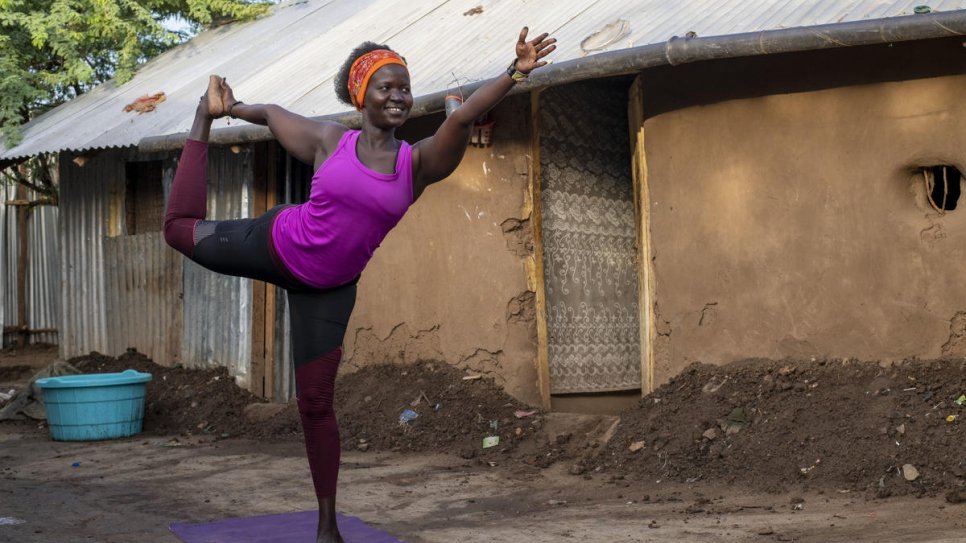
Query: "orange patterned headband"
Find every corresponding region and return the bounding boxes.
[348,49,408,110]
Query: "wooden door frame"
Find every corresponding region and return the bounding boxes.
[528,90,553,410]
[629,75,656,394]
[530,80,656,405]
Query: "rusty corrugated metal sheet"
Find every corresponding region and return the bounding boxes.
[1,184,12,341]
[4,0,965,160]
[1,184,12,339]
[178,145,254,387]
[58,155,116,357]
[25,195,59,345]
[58,145,256,382]
[104,232,182,365]
[2,183,57,347]
[271,152,315,401]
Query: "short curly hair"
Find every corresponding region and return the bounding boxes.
[334,42,405,106]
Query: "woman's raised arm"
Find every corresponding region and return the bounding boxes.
[219,80,344,168]
[412,27,555,194]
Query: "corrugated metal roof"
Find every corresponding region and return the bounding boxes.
[3,0,966,160]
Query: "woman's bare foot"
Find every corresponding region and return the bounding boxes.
[207,75,227,117]
[218,78,239,117]
[316,496,343,543]
[315,529,345,543]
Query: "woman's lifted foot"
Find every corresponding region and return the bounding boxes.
[207,75,228,117]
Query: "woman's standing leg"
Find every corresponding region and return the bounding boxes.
[287,282,357,543]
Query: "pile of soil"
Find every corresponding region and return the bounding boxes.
[334,361,543,460]
[13,349,966,498]
[69,351,544,463]
[73,350,261,437]
[600,358,966,499]
[248,359,548,463]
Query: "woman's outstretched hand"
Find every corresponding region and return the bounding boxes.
[515,27,556,74]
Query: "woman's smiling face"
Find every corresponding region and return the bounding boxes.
[363,64,412,127]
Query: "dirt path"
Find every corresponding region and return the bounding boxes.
[0,344,58,386]
[2,424,964,543]
[4,347,966,541]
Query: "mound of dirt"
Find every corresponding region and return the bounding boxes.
[72,350,261,438]
[67,351,550,464]
[600,358,966,498]
[40,349,966,498]
[333,361,544,461]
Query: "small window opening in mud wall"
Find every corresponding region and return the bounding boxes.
[124,160,165,234]
[922,165,962,214]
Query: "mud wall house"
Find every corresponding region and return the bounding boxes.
[2,0,966,413]
[634,37,966,388]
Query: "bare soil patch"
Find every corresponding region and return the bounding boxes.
[0,343,57,383]
[71,350,262,438]
[0,364,34,383]
[65,351,546,465]
[5,348,966,501]
[601,358,966,500]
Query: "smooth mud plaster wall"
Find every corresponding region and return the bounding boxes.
[344,97,541,405]
[643,72,966,386]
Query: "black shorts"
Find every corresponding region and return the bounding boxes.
[190,205,358,367]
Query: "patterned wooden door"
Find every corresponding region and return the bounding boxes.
[538,80,642,393]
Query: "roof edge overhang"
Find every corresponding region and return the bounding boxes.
[129,10,966,153]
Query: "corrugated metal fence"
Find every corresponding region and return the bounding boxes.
[1,182,60,347]
[271,153,313,401]
[104,232,183,365]
[59,146,253,387]
[179,145,253,387]
[59,154,115,355]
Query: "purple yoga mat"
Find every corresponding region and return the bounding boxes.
[169,510,405,543]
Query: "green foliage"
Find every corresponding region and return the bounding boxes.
[0,0,270,146]
[1,153,58,202]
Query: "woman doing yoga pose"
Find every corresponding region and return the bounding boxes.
[163,27,555,543]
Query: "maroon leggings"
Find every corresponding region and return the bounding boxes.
[164,139,354,498]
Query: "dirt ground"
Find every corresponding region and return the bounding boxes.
[3,345,966,542]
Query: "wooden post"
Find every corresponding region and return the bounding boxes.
[250,144,268,398]
[15,184,28,348]
[249,142,279,400]
[528,90,553,410]
[628,75,656,394]
[263,143,278,401]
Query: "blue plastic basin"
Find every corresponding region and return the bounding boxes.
[35,369,153,441]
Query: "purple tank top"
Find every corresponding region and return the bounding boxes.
[271,130,413,289]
